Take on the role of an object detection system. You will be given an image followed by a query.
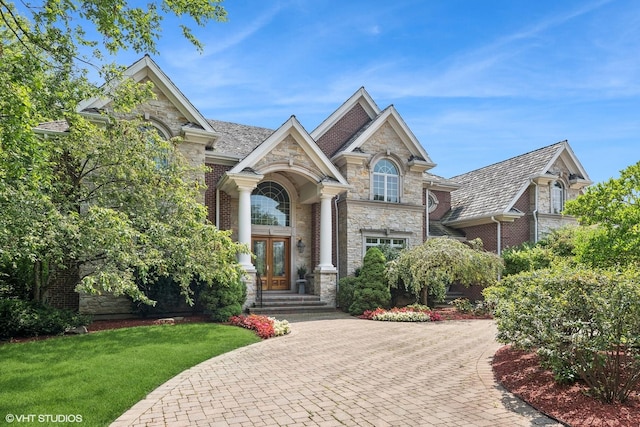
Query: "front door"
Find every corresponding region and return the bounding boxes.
[252,237,290,291]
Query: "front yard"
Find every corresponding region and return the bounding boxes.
[0,322,259,426]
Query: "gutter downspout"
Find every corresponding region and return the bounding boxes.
[529,179,539,243]
[334,194,341,305]
[426,184,433,239]
[215,188,220,228]
[490,216,502,256]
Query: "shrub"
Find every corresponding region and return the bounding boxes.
[200,278,247,322]
[485,266,640,402]
[337,276,358,312]
[132,274,206,317]
[0,299,91,339]
[349,247,391,315]
[501,243,552,276]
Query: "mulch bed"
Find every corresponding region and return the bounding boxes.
[492,345,640,426]
[4,315,211,344]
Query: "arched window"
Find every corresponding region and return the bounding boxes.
[551,181,564,214]
[373,159,399,203]
[251,182,290,226]
[142,123,171,169]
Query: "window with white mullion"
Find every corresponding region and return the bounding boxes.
[372,159,399,203]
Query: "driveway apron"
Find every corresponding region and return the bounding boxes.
[112,316,561,426]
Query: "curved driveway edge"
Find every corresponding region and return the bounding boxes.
[112,315,561,426]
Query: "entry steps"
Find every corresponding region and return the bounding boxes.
[249,291,335,316]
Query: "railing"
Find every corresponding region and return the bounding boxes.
[255,273,263,308]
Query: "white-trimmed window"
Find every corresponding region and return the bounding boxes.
[251,181,290,226]
[427,193,438,213]
[372,159,399,203]
[365,237,406,251]
[551,181,565,214]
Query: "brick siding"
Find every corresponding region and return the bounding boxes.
[205,163,232,229]
[316,104,371,157]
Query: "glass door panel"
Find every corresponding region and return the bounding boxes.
[251,237,289,291]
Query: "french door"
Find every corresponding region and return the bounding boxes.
[252,236,290,291]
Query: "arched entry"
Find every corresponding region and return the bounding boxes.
[251,181,291,291]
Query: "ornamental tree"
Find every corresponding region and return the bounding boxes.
[386,238,503,305]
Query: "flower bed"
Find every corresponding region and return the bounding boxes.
[360,306,442,322]
[228,314,291,339]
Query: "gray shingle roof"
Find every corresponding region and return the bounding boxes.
[444,142,565,223]
[208,120,274,158]
[35,120,69,133]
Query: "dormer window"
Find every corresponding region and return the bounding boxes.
[551,181,564,214]
[372,159,399,203]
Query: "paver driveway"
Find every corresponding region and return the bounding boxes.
[112,314,561,426]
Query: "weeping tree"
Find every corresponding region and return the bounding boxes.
[386,238,503,305]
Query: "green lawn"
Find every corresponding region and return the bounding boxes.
[0,323,260,426]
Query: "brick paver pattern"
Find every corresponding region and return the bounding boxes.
[111,316,561,426]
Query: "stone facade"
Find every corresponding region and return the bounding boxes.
[79,293,133,318]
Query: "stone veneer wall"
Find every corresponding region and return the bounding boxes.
[335,122,426,275]
[343,200,423,276]
[79,293,133,318]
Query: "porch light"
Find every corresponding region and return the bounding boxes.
[297,239,305,254]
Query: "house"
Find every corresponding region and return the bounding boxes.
[38,56,592,315]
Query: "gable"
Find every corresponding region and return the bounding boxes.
[76,55,215,134]
[311,87,380,158]
[230,116,348,186]
[336,106,434,167]
[315,103,373,157]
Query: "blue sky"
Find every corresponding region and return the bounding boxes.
[114,0,639,184]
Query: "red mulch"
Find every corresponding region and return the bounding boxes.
[493,345,640,426]
[5,315,210,344]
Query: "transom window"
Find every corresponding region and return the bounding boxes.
[373,159,399,203]
[551,181,564,214]
[251,181,290,226]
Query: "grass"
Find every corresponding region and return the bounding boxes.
[0,323,261,426]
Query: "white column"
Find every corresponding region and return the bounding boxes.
[318,193,335,270]
[237,185,253,269]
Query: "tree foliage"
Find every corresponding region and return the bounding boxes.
[564,161,640,268]
[386,238,503,304]
[0,1,245,307]
[348,247,391,315]
[501,226,579,276]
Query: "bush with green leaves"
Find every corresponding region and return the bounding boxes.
[387,238,503,306]
[337,276,358,313]
[199,278,247,322]
[132,274,207,317]
[348,247,391,315]
[485,265,640,402]
[0,299,91,339]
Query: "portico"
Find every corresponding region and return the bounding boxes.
[217,116,349,308]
